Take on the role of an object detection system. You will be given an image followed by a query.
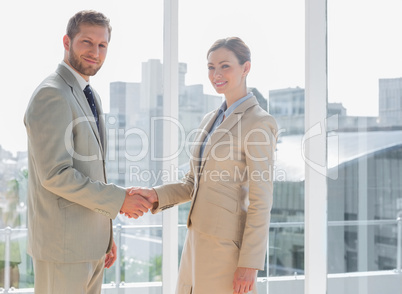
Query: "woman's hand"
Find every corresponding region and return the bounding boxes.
[233,267,257,294]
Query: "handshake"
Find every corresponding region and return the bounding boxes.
[119,187,159,219]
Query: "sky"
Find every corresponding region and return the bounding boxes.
[0,0,401,155]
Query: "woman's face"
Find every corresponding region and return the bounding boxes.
[207,47,250,98]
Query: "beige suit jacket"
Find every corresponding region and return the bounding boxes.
[24,64,126,263]
[153,96,277,270]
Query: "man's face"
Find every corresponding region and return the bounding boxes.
[64,24,109,81]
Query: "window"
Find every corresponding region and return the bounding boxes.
[327,0,402,293]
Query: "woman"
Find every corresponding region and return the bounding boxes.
[134,37,277,294]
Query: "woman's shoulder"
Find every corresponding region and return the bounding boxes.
[245,104,278,129]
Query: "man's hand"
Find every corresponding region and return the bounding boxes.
[129,187,159,210]
[104,240,117,269]
[233,267,257,294]
[120,188,153,219]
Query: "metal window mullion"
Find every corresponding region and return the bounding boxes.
[162,0,179,294]
[305,0,328,294]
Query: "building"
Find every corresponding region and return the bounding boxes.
[271,131,402,275]
[269,87,305,117]
[269,87,378,134]
[379,77,402,127]
[107,81,141,187]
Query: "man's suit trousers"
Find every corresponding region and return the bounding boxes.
[32,257,105,294]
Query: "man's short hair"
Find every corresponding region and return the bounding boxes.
[66,10,112,42]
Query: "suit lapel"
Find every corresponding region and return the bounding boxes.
[199,112,242,172]
[56,65,104,157]
[92,90,106,154]
[199,97,259,172]
[190,109,220,168]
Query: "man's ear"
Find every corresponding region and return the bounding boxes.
[63,35,70,51]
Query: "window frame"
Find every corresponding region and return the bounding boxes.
[304,0,328,293]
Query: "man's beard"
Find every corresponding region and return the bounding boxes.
[68,46,102,77]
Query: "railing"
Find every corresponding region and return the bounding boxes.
[0,227,28,294]
[0,217,401,293]
[397,211,402,272]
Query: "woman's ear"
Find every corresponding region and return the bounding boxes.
[243,61,251,77]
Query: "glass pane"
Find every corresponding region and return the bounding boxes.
[179,0,304,292]
[0,1,163,292]
[328,0,402,293]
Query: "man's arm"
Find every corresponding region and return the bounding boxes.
[25,86,139,218]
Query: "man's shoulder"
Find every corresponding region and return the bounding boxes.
[26,70,72,115]
[33,70,69,97]
[35,64,76,90]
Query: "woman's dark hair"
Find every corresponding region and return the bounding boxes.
[207,37,251,65]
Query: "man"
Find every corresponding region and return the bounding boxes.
[24,10,150,294]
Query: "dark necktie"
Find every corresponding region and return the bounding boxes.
[83,85,99,131]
